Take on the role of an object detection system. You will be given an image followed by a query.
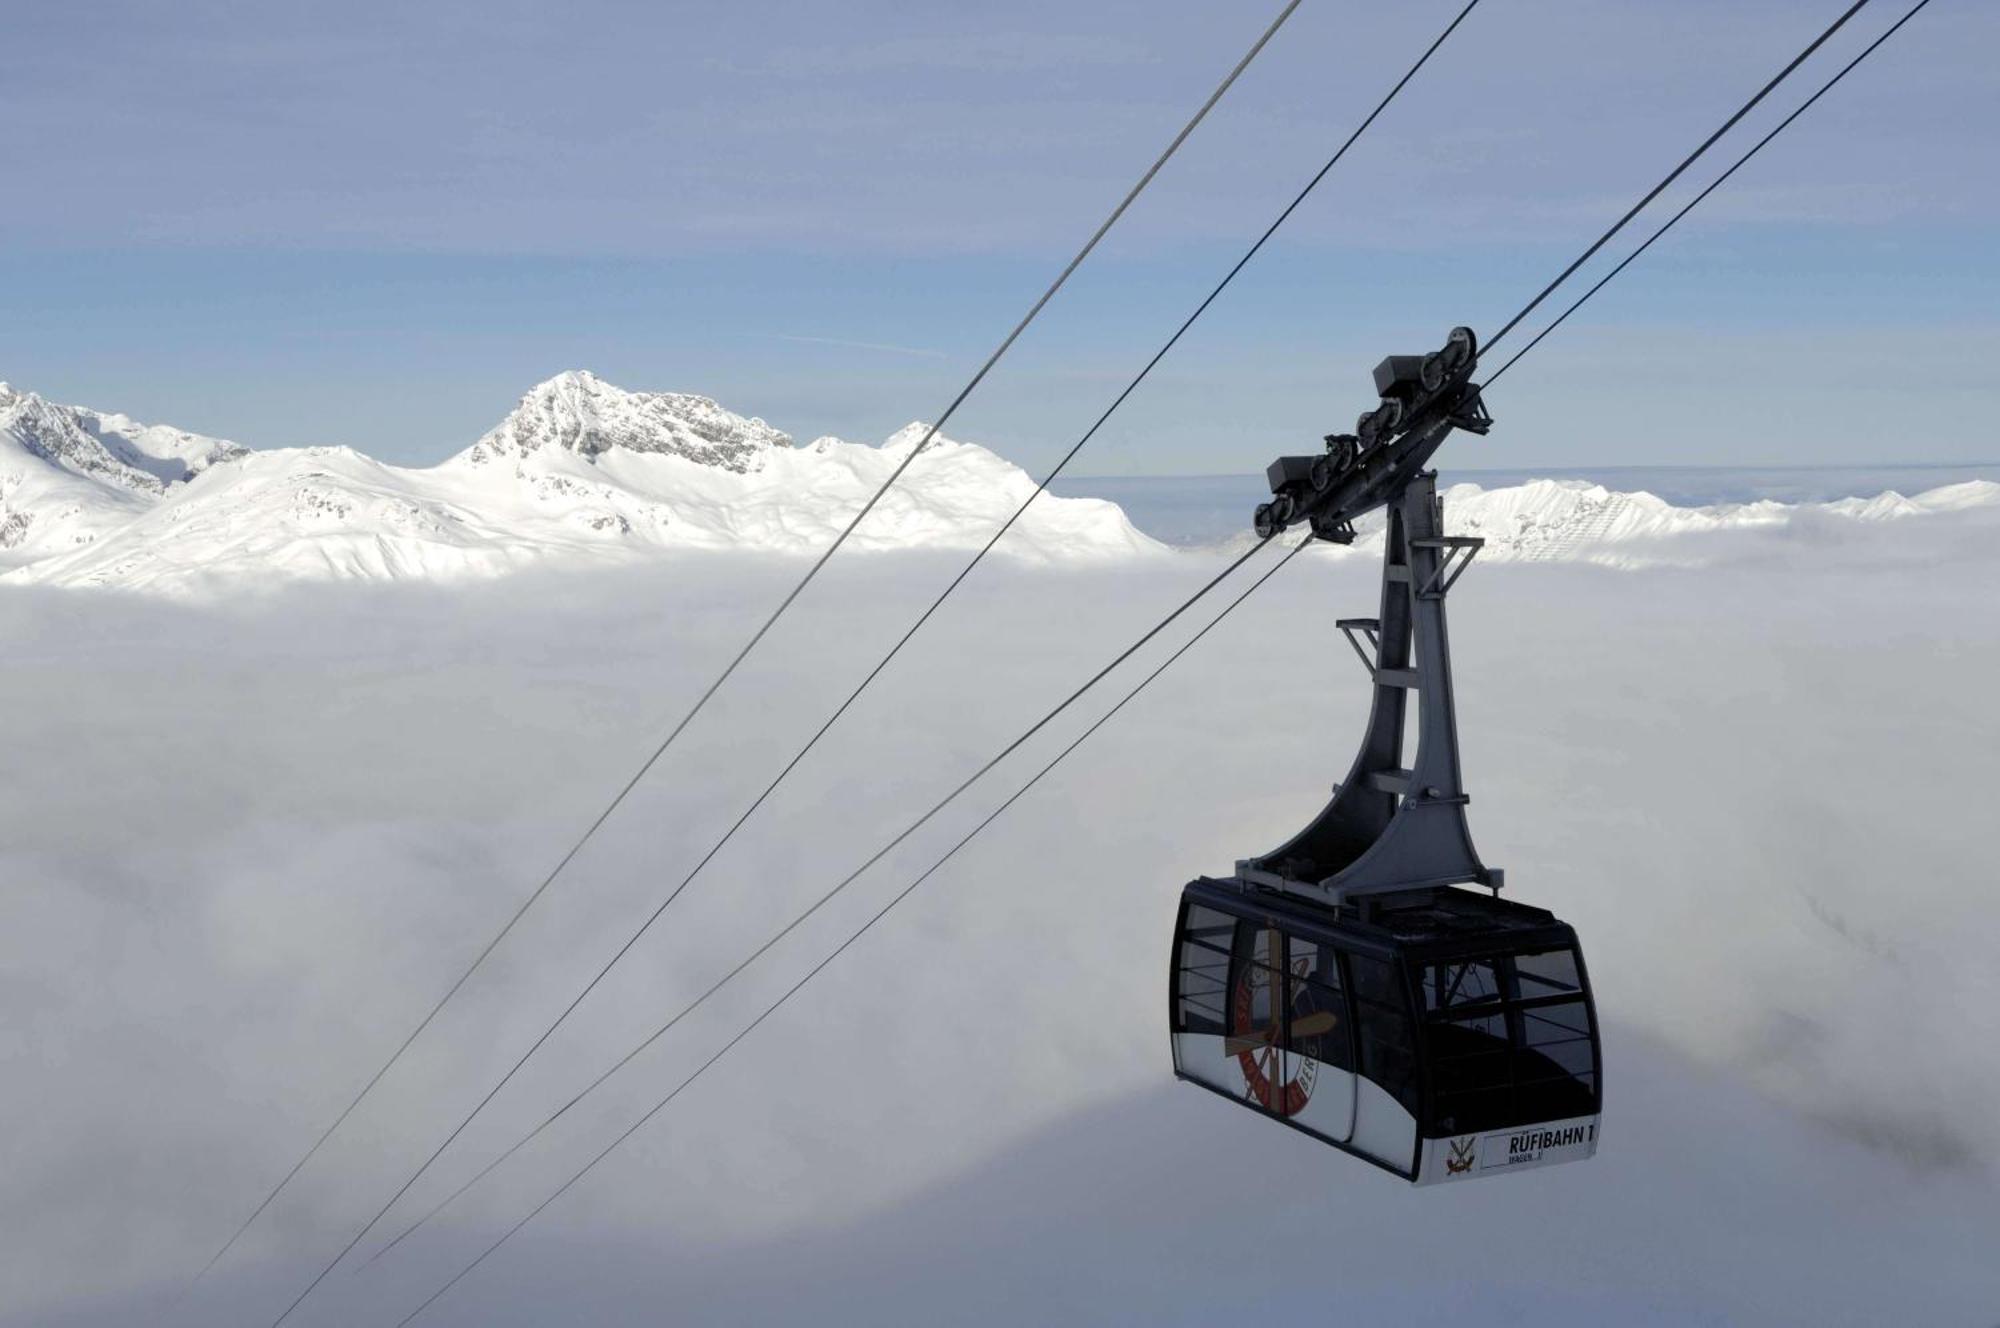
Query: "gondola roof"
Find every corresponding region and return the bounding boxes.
[1185,876,1576,960]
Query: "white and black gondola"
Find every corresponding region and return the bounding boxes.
[1169,330,1601,1183]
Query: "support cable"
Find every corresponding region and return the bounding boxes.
[269,535,1273,1327]
[271,0,1482,1312]
[194,0,1300,1313]
[389,1,1933,1312]
[1483,0,1932,388]
[367,535,1310,1270]
[393,534,1315,1327]
[1480,0,1871,356]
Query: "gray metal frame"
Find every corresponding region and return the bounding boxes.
[1238,473,1498,903]
[1239,328,1502,906]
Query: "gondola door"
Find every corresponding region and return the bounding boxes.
[1172,901,1354,1143]
[1280,932,1355,1143]
[1223,926,1287,1116]
[1222,925,1354,1140]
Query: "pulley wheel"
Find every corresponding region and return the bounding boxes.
[1445,325,1476,370]
[1420,352,1446,393]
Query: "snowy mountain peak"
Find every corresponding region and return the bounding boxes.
[0,383,246,492]
[1,384,249,569]
[883,422,948,456]
[461,370,793,472]
[3,385,164,495]
[2,373,1164,592]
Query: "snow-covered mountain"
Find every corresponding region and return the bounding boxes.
[0,383,245,569]
[3,371,1162,593]
[463,371,791,470]
[4,371,1996,593]
[1219,475,2000,567]
[1447,476,2000,564]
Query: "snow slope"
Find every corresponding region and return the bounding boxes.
[1211,475,2000,566]
[5,371,1996,592]
[0,383,245,570]
[4,372,1162,593]
[1437,476,2000,564]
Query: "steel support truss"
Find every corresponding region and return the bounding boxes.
[1238,471,1501,904]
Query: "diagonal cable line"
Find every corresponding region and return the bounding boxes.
[1483,0,1933,388]
[189,0,1300,1312]
[363,0,1493,1259]
[1480,0,1871,356]
[268,536,1274,1327]
[391,534,1315,1326]
[388,1,1937,1309]
[362,534,1314,1270]
[282,0,1480,1304]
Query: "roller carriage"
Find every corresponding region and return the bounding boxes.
[1169,329,1601,1184]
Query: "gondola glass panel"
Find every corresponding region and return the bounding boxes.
[1345,950,1420,1168]
[1172,905,1232,1039]
[1279,936,1354,1141]
[1423,949,1597,1136]
[1170,904,1358,1141]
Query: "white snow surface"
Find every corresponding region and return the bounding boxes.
[1429,476,2000,565]
[2,371,1161,592]
[0,382,245,570]
[4,370,1997,594]
[1202,475,2000,565]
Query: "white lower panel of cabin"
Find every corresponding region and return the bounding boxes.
[1172,1033,1415,1173]
[1417,1114,1600,1185]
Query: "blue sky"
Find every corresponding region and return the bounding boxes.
[3,0,1994,473]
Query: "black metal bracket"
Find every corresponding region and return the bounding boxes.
[1411,534,1482,599]
[1445,388,1493,436]
[1254,326,1491,545]
[1335,617,1381,679]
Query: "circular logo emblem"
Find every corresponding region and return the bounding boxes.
[1231,968,1318,1115]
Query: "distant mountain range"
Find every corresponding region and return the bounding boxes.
[0,372,1162,593]
[1284,472,2000,568]
[3,372,1994,595]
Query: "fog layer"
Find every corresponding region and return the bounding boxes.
[4,509,1997,1324]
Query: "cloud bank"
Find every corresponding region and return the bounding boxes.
[3,520,1996,1324]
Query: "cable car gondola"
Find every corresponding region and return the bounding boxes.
[1169,329,1601,1183]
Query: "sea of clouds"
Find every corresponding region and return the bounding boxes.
[4,503,1998,1326]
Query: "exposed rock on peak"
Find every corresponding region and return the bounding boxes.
[462,370,792,472]
[1,384,248,568]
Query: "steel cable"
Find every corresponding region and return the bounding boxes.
[342,0,1496,1271]
[269,529,1272,1328]
[384,0,1933,1315]
[1480,0,1871,357]
[1483,0,1933,388]
[190,1,1302,1316]
[259,3,1485,1318]
[392,533,1315,1327]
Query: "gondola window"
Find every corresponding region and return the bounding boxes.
[1172,905,1235,1036]
[1425,949,1599,1134]
[1349,952,1420,1115]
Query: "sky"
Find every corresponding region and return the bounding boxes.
[3,0,1995,473]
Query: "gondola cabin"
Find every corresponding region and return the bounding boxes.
[1172,329,1603,1182]
[1170,879,1599,1183]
